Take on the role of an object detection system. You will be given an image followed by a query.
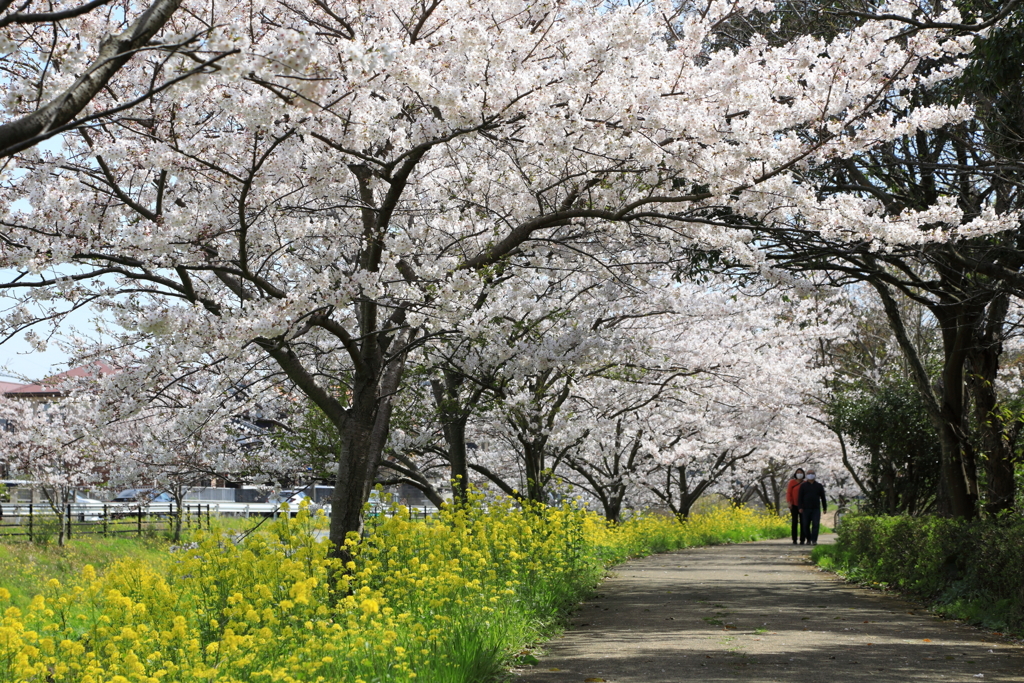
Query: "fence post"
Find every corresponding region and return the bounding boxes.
[67,502,72,540]
[103,505,108,535]
[28,503,33,541]
[137,506,143,537]
[206,504,211,532]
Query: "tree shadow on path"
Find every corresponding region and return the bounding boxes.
[514,536,1024,683]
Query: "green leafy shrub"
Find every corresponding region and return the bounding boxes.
[815,514,1024,634]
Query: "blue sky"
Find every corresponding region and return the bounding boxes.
[0,304,93,382]
[2,139,97,382]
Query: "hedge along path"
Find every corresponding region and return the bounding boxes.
[514,535,1024,683]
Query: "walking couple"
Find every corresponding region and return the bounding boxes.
[785,468,827,546]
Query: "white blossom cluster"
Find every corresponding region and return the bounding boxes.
[0,0,1011,521]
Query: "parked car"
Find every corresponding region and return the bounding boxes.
[233,486,270,504]
[266,489,322,516]
[112,488,174,503]
[73,493,104,522]
[108,489,174,518]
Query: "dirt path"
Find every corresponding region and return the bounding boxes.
[514,535,1024,683]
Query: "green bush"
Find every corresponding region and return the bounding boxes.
[815,515,1024,634]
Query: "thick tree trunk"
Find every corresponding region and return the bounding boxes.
[973,373,1016,515]
[936,309,979,518]
[268,330,411,557]
[676,489,705,520]
[674,466,707,519]
[446,421,470,504]
[967,292,1015,516]
[327,352,406,554]
[327,408,378,551]
[935,416,975,518]
[430,373,471,506]
[327,416,372,556]
[523,440,547,503]
[58,503,67,547]
[881,464,896,515]
[873,284,976,518]
[604,486,624,523]
[172,489,185,541]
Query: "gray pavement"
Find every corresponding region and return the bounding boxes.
[513,535,1024,683]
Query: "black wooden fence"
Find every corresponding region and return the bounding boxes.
[0,502,211,540]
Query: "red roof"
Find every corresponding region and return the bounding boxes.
[3,361,116,397]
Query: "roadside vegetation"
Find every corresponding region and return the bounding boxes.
[813,515,1024,636]
[0,536,172,610]
[0,501,786,682]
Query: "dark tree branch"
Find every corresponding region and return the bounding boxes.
[0,0,113,27]
[0,0,193,157]
[830,1,1018,33]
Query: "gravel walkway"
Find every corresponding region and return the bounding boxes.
[513,535,1024,683]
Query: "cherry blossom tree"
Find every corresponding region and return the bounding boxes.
[0,0,238,159]
[105,397,262,539]
[623,287,841,517]
[747,1,1024,518]
[394,260,684,507]
[0,391,112,544]
[562,415,647,522]
[401,276,847,520]
[0,0,996,549]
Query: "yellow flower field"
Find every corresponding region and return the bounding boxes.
[0,500,786,682]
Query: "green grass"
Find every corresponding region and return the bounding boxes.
[0,535,172,608]
[0,512,270,610]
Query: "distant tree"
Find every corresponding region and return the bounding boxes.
[827,379,941,515]
[0,393,112,545]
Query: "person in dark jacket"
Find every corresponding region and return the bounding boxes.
[797,469,827,545]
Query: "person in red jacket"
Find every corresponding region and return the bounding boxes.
[785,468,806,545]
